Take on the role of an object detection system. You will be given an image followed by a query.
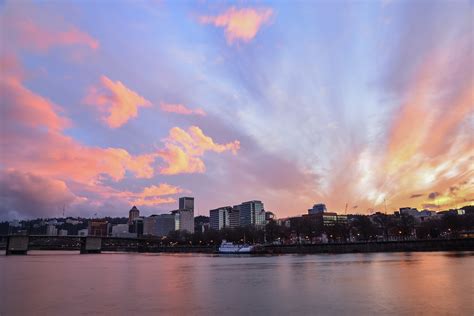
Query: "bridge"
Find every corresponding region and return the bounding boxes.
[0,235,216,255]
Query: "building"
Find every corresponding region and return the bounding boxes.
[239,200,265,227]
[129,206,140,223]
[88,219,109,236]
[155,214,177,236]
[112,224,135,237]
[209,206,232,230]
[129,217,144,237]
[308,203,327,215]
[229,206,241,228]
[179,197,194,211]
[46,224,58,236]
[58,229,68,236]
[78,228,88,236]
[173,209,194,233]
[322,213,348,226]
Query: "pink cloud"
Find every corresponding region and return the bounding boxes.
[0,169,78,219]
[84,76,152,128]
[160,102,206,116]
[200,7,273,44]
[2,2,99,53]
[0,57,70,132]
[158,126,240,174]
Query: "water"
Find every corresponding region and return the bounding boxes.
[1,251,473,315]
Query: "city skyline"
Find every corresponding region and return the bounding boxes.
[1,0,473,220]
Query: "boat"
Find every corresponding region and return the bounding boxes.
[218,240,255,253]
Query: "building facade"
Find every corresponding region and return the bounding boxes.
[229,206,241,229]
[209,206,231,230]
[179,197,194,211]
[88,219,109,236]
[308,203,327,215]
[239,200,265,227]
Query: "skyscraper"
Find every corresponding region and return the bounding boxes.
[239,200,265,227]
[209,206,231,230]
[179,197,194,211]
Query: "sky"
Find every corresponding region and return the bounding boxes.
[0,0,473,220]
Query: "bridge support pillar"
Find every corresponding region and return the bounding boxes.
[6,236,29,255]
[80,237,102,254]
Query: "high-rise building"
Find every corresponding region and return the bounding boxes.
[173,209,194,233]
[129,205,140,223]
[209,206,231,230]
[229,205,241,228]
[239,200,265,227]
[308,203,327,215]
[179,197,194,211]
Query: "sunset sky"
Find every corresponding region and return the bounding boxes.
[0,0,473,220]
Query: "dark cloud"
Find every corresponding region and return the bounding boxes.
[428,192,440,200]
[0,169,76,220]
[410,193,424,199]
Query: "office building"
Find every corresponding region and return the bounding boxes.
[179,197,194,211]
[209,206,231,230]
[173,209,194,233]
[111,224,134,237]
[229,205,241,228]
[129,217,144,237]
[239,200,265,227]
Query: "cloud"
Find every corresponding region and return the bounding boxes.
[428,192,440,200]
[118,184,182,206]
[422,203,440,210]
[0,62,70,132]
[157,126,240,174]
[160,102,206,116]
[199,7,273,44]
[410,194,424,199]
[84,76,152,128]
[1,1,99,53]
[0,169,77,219]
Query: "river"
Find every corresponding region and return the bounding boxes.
[1,251,473,315]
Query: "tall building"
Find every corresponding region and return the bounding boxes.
[129,206,140,223]
[173,209,194,233]
[308,203,327,215]
[229,205,241,228]
[209,206,231,230]
[239,200,265,227]
[128,217,144,237]
[179,197,194,211]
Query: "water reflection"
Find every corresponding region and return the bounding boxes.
[0,251,473,315]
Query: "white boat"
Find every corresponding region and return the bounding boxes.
[218,240,255,253]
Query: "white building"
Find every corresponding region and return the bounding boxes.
[173,209,194,233]
[58,229,68,236]
[111,224,134,237]
[78,228,88,236]
[46,224,58,236]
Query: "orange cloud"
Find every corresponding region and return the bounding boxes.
[84,76,152,128]
[160,102,206,116]
[158,126,240,174]
[200,7,273,44]
[117,184,182,206]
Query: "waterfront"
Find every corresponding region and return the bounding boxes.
[1,252,473,315]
